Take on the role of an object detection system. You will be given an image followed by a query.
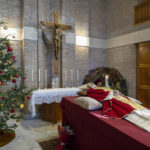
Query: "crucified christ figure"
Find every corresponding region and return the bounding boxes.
[53,24,62,59]
[40,10,72,74]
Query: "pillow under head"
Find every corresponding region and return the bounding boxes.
[74,96,102,110]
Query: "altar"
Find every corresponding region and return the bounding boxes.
[29,88,80,123]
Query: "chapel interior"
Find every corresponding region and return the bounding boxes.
[1,0,150,150]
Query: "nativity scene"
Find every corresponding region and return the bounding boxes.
[1,0,150,150]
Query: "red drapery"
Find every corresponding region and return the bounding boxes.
[87,88,135,118]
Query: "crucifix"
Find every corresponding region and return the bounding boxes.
[40,10,72,75]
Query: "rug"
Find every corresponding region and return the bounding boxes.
[39,137,59,150]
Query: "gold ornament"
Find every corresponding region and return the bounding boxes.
[0,52,3,56]
[10,76,14,80]
[11,66,15,69]
[19,104,24,109]
[7,60,11,64]
[16,119,20,123]
[0,103,3,107]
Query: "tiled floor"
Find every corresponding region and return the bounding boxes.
[0,119,59,150]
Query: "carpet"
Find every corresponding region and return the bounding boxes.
[39,137,59,150]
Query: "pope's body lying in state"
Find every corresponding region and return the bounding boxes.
[78,86,150,132]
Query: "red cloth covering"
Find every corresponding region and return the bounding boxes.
[61,96,150,150]
[87,88,135,118]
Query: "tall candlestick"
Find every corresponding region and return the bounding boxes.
[77,69,79,81]
[39,69,40,82]
[45,69,47,88]
[65,70,67,87]
[39,69,40,89]
[76,69,79,86]
[105,75,109,87]
[70,69,73,87]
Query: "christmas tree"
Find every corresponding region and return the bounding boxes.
[0,22,32,133]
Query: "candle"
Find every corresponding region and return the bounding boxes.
[105,75,109,87]
[70,69,72,81]
[39,69,40,82]
[77,69,79,81]
[70,69,73,87]
[32,69,34,82]
[39,69,40,89]
[65,70,67,87]
[45,69,47,88]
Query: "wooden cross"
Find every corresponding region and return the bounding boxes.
[40,10,72,75]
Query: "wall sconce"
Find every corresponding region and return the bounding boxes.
[76,35,89,47]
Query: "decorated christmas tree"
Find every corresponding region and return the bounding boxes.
[0,22,32,134]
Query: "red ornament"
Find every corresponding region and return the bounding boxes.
[0,71,3,74]
[11,109,15,113]
[7,47,13,52]
[2,96,5,100]
[27,96,30,100]
[16,74,19,78]
[11,56,16,61]
[0,81,3,85]
[12,79,17,83]
[14,88,17,91]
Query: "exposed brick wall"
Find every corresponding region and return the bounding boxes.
[106,45,137,97]
[106,0,150,38]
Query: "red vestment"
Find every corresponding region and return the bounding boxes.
[87,88,135,118]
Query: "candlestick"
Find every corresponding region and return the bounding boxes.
[105,75,109,87]
[77,69,79,86]
[39,69,40,89]
[70,69,73,87]
[45,69,47,88]
[65,70,67,87]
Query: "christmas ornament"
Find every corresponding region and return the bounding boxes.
[0,52,3,56]
[16,74,19,78]
[4,69,8,72]
[0,71,3,74]
[7,60,11,64]
[27,96,30,100]
[7,47,13,52]
[11,56,15,61]
[11,66,15,69]
[19,104,24,109]
[14,88,17,91]
[0,81,3,85]
[10,76,14,80]
[11,109,15,113]
[2,96,5,100]
[12,79,16,83]
[0,103,3,107]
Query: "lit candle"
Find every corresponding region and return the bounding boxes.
[105,75,109,87]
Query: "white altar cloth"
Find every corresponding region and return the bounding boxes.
[29,88,81,117]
